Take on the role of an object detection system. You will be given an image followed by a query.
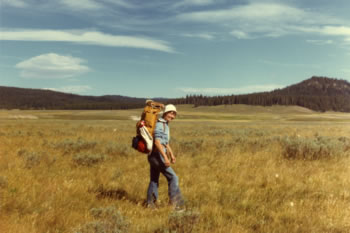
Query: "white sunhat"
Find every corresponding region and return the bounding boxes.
[164,104,177,114]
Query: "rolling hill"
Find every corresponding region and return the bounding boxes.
[0,86,148,110]
[173,76,350,112]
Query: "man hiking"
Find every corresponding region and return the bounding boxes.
[146,104,184,210]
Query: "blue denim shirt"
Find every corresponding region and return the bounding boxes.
[154,117,169,146]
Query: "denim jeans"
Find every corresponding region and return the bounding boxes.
[147,151,183,206]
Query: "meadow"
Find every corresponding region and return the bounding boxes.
[0,105,350,233]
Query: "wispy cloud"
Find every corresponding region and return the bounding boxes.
[286,25,350,42]
[295,25,350,36]
[177,3,306,23]
[320,26,350,37]
[44,85,92,94]
[60,0,103,10]
[183,0,215,5]
[1,0,136,10]
[0,0,27,8]
[0,29,174,53]
[174,0,216,8]
[230,30,250,39]
[178,84,285,95]
[103,0,142,9]
[15,53,90,79]
[177,2,350,42]
[182,33,215,40]
[306,39,333,45]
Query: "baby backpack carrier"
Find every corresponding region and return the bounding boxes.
[132,100,164,154]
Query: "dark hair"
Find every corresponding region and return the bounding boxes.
[163,111,176,118]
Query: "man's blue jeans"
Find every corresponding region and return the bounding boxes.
[147,151,183,205]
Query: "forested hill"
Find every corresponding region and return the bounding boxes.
[172,77,350,112]
[0,86,148,110]
[273,77,350,96]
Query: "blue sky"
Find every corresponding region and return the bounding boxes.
[1,0,350,98]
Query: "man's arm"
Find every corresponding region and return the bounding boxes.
[154,139,171,167]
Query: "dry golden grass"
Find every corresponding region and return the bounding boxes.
[0,105,350,233]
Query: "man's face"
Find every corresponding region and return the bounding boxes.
[164,111,176,122]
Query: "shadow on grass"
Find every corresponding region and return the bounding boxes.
[94,186,141,205]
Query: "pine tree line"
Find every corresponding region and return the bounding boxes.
[1,76,350,112]
[170,77,350,112]
[170,94,350,112]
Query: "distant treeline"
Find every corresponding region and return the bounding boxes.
[171,77,350,112]
[0,86,147,110]
[1,76,350,112]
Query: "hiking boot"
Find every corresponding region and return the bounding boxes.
[174,204,185,212]
[171,199,185,212]
[146,202,157,210]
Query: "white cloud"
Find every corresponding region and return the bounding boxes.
[185,0,215,5]
[230,30,250,39]
[15,53,90,79]
[177,3,308,39]
[44,85,92,94]
[296,26,350,36]
[306,39,333,45]
[1,0,135,10]
[102,0,136,8]
[178,3,305,22]
[177,2,350,41]
[182,33,215,40]
[0,29,174,53]
[60,0,103,10]
[0,0,27,7]
[320,26,350,37]
[178,84,285,95]
[295,25,350,42]
[174,0,216,8]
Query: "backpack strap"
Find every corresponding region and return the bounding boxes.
[163,122,166,132]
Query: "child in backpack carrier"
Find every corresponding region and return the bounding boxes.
[132,100,164,154]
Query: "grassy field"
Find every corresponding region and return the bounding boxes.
[0,105,350,233]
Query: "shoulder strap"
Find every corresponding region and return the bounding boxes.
[162,122,165,132]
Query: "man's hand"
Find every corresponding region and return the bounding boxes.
[164,158,171,167]
[170,154,176,164]
[155,139,171,167]
[166,145,176,164]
